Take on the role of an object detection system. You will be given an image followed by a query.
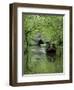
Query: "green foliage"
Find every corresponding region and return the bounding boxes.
[24,15,63,44]
[23,14,63,74]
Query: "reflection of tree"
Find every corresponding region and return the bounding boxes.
[24,28,40,71]
[25,30,45,71]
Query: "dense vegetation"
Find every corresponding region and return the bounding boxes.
[23,14,63,74]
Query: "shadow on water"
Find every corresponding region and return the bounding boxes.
[24,46,63,74]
